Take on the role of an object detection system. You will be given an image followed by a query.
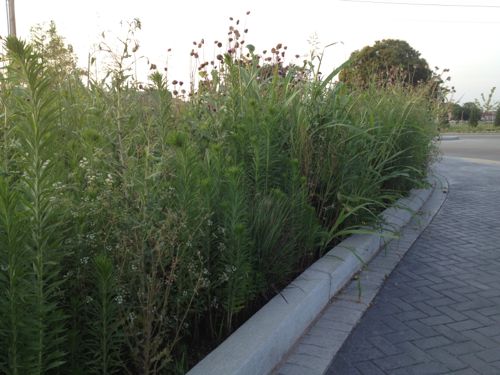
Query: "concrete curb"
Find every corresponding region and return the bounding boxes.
[439,135,459,141]
[187,174,442,375]
[274,172,448,374]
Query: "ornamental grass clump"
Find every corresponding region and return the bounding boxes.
[0,18,438,374]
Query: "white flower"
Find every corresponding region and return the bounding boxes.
[79,157,89,168]
[105,173,113,186]
[114,295,124,305]
[128,312,136,323]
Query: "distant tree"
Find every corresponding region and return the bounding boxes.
[462,102,482,126]
[475,87,497,113]
[339,39,433,87]
[29,21,82,85]
[450,103,464,121]
[495,106,500,126]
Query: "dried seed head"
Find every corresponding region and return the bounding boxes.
[173,90,179,96]
[217,54,223,61]
[179,81,184,86]
[276,43,282,49]
[217,42,223,48]
[172,80,178,85]
[150,63,157,70]
[246,11,250,15]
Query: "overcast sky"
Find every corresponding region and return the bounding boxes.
[1,0,499,104]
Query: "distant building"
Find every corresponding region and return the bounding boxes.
[481,111,496,122]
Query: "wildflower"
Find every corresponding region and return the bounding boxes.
[128,312,136,323]
[114,295,124,305]
[80,256,90,265]
[78,156,89,169]
[105,173,113,185]
[85,296,94,304]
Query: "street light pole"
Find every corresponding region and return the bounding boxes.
[6,0,17,37]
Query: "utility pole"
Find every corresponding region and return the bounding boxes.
[6,0,17,37]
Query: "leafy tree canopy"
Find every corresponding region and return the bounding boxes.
[462,102,482,126]
[339,39,433,87]
[29,21,82,82]
[450,103,464,121]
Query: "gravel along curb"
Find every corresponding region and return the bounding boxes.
[187,173,447,375]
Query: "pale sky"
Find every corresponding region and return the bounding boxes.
[1,0,499,104]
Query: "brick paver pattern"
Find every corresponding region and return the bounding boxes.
[327,158,500,375]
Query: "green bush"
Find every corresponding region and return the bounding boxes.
[495,107,500,126]
[0,23,438,374]
[463,102,482,127]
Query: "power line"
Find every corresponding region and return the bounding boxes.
[339,0,500,8]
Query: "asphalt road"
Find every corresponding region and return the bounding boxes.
[439,134,500,163]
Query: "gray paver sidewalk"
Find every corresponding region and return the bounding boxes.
[327,157,500,374]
